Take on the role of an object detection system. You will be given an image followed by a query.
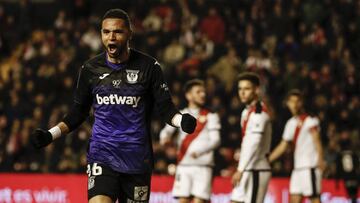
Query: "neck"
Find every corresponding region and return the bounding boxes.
[107,48,130,64]
[188,103,200,109]
[247,98,258,107]
[293,110,305,116]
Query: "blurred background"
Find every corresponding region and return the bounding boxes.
[0,0,359,183]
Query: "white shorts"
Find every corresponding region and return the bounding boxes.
[172,165,213,200]
[290,168,322,197]
[231,170,271,203]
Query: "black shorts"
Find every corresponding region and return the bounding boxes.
[87,163,151,202]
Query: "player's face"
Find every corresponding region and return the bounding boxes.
[286,95,303,115]
[101,18,131,59]
[186,85,206,107]
[238,80,257,105]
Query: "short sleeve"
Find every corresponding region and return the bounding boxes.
[308,117,320,133]
[207,113,221,130]
[150,61,172,102]
[249,113,269,134]
[282,119,296,141]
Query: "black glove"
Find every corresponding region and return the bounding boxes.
[181,113,197,134]
[31,128,53,149]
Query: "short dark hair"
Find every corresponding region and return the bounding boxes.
[237,72,260,86]
[184,79,205,93]
[102,9,132,31]
[286,89,303,100]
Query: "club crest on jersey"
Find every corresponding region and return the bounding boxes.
[112,79,121,88]
[126,69,139,84]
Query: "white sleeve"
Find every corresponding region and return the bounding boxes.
[238,113,268,171]
[249,113,267,133]
[194,113,221,155]
[159,124,177,144]
[308,117,320,132]
[207,113,221,130]
[282,119,296,141]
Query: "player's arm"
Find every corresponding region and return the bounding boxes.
[159,124,177,145]
[310,126,325,171]
[31,65,92,149]
[151,62,196,134]
[269,119,294,163]
[268,140,290,163]
[192,113,221,157]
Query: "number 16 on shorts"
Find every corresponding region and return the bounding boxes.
[87,163,103,190]
[87,163,103,177]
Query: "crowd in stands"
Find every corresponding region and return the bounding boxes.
[0,0,359,178]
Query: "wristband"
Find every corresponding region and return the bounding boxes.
[49,126,61,140]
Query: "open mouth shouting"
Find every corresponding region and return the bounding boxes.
[107,44,119,55]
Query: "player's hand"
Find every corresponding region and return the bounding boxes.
[231,170,243,187]
[181,113,196,134]
[318,159,326,172]
[31,128,53,149]
[160,137,172,146]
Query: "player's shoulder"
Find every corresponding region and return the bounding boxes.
[179,107,187,114]
[181,107,219,118]
[306,115,320,125]
[129,49,160,66]
[285,116,297,126]
[201,107,219,117]
[252,102,270,120]
[83,52,106,68]
[202,108,219,122]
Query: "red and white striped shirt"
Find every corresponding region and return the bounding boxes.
[160,107,221,166]
[238,103,272,171]
[282,114,320,169]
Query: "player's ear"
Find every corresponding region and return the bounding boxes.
[284,99,290,108]
[128,27,133,40]
[255,86,260,95]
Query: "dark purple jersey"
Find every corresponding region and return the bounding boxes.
[73,49,173,173]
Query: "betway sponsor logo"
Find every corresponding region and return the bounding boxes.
[96,94,141,107]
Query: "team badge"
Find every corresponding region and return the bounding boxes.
[126,69,139,84]
[134,186,148,201]
[112,79,121,88]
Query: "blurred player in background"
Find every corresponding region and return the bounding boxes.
[269,89,324,203]
[335,135,359,203]
[231,72,272,203]
[30,9,197,203]
[160,79,221,203]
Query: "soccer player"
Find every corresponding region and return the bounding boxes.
[269,89,325,203]
[159,79,221,203]
[30,9,197,203]
[231,72,272,203]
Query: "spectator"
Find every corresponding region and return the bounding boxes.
[199,8,225,44]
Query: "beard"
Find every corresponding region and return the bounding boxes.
[241,95,255,105]
[104,42,127,59]
[193,99,205,107]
